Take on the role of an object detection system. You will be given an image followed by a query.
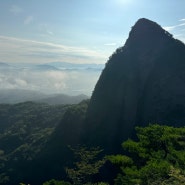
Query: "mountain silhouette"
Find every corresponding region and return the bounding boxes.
[84,18,185,153]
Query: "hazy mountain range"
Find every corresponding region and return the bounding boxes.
[0,61,104,71]
[0,89,88,104]
[0,62,104,96]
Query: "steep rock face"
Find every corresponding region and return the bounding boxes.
[85,18,185,153]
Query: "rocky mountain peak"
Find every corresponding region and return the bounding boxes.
[84,18,185,153]
[124,18,173,53]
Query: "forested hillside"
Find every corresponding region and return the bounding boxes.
[0,100,90,184]
[0,102,70,184]
[27,100,90,184]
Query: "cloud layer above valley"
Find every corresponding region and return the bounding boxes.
[0,64,102,96]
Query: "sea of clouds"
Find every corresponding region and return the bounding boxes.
[0,63,103,96]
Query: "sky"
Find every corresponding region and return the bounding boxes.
[0,0,185,65]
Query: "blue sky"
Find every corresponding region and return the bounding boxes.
[0,0,185,64]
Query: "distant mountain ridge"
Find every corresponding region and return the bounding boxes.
[84,18,185,153]
[37,94,89,105]
[33,64,59,71]
[0,61,104,71]
[0,89,88,104]
[0,62,10,67]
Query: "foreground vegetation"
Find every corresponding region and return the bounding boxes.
[1,102,185,184]
[23,124,185,185]
[108,124,185,184]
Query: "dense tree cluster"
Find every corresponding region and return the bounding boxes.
[108,124,185,185]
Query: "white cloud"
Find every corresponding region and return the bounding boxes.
[179,18,185,22]
[24,16,34,25]
[163,20,185,44]
[163,26,176,31]
[10,5,23,15]
[179,23,185,27]
[0,67,101,95]
[163,22,185,31]
[0,35,107,64]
